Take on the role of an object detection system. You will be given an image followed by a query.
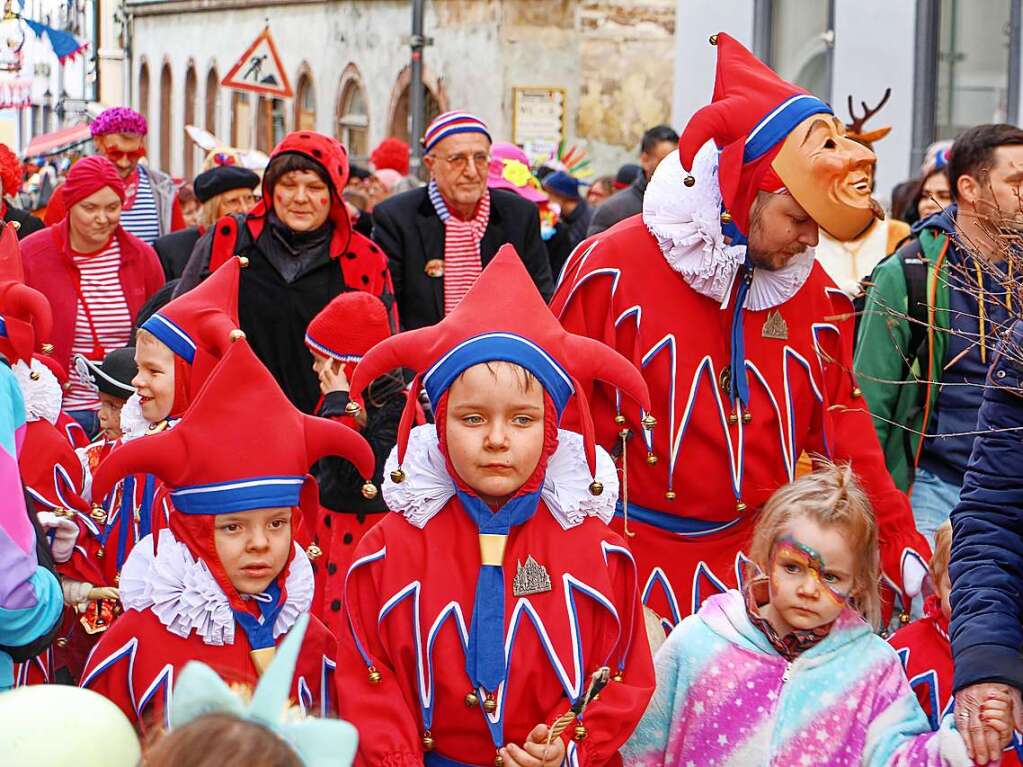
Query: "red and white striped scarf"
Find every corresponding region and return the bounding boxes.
[429,181,491,315]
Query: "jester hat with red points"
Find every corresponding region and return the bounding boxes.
[89,338,376,609]
[349,244,653,485]
[139,255,244,411]
[679,33,879,239]
[0,222,52,364]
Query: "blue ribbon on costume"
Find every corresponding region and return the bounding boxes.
[233,581,286,650]
[457,488,542,694]
[729,260,754,409]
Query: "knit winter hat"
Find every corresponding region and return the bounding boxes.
[0,143,22,198]
[305,291,390,364]
[370,137,410,176]
[422,111,491,154]
[62,156,126,210]
[90,107,148,138]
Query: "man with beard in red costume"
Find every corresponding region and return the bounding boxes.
[552,33,931,629]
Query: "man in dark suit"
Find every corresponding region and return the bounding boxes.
[372,111,551,331]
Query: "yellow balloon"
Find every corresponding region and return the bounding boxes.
[0,685,140,766]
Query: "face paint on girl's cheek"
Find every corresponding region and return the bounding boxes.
[772,535,850,606]
[320,197,328,205]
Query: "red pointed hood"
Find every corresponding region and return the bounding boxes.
[139,255,243,407]
[0,222,52,364]
[245,130,352,259]
[678,33,877,239]
[91,338,375,509]
[350,244,652,479]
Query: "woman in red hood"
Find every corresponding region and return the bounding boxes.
[175,131,396,415]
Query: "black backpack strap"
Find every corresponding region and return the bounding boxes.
[897,237,930,363]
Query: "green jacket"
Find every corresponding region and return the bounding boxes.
[853,228,951,492]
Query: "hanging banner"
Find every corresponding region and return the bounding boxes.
[221,26,293,98]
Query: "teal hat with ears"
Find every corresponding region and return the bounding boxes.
[170,614,358,767]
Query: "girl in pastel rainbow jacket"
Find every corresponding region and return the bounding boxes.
[621,463,987,767]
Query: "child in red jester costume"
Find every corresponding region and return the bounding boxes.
[551,33,930,627]
[80,337,376,733]
[337,245,655,767]
[85,255,247,588]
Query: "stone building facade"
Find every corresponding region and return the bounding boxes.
[125,0,677,179]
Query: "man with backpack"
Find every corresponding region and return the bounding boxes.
[855,123,1023,546]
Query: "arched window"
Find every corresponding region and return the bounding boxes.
[183,65,197,178]
[159,63,173,173]
[295,71,316,131]
[231,91,251,148]
[138,62,150,127]
[257,96,286,153]
[205,67,219,135]
[336,74,369,158]
[388,77,441,145]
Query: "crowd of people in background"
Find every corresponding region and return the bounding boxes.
[6,29,1023,767]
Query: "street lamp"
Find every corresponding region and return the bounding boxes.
[42,88,52,133]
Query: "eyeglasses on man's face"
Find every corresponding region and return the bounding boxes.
[434,152,491,172]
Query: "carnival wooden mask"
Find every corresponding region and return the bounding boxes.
[772,113,882,240]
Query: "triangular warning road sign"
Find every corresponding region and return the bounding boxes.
[222,27,293,98]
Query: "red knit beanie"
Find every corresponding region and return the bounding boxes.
[305,291,391,362]
[62,155,126,211]
[370,137,410,176]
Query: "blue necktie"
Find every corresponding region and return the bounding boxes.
[457,488,542,694]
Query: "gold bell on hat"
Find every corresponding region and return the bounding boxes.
[306,544,322,561]
[483,697,497,714]
[345,400,361,417]
[613,671,623,682]
[683,175,696,187]
[229,329,246,341]
[736,501,748,512]
[41,343,54,354]
[728,412,738,425]
[361,481,378,500]
[709,33,719,45]
[852,387,863,398]
[589,480,603,496]
[721,211,733,225]
[29,371,40,381]
[421,731,435,752]
[646,452,658,465]
[574,725,588,742]
[367,666,382,684]
[464,691,479,707]
[390,467,406,484]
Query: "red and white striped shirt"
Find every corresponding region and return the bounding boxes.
[64,239,133,410]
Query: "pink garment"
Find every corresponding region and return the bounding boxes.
[487,142,547,204]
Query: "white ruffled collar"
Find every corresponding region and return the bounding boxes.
[119,528,313,646]
[382,424,620,530]
[642,142,814,310]
[12,358,61,424]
